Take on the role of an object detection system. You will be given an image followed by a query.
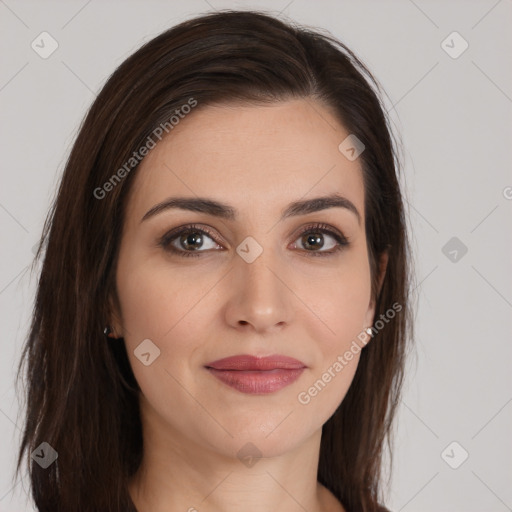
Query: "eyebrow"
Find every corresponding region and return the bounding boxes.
[141,193,361,226]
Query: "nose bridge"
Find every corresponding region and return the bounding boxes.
[236,241,282,301]
[225,238,293,329]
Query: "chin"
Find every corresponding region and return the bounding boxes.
[197,413,318,462]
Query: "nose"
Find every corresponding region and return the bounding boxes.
[223,245,294,334]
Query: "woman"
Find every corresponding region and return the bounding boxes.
[16,10,414,512]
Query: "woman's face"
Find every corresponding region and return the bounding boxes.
[112,98,384,459]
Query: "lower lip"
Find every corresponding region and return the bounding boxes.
[206,368,305,394]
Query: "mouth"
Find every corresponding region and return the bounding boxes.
[204,355,307,395]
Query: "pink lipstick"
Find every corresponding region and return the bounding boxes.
[205,355,306,394]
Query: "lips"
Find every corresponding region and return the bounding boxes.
[206,355,306,371]
[205,355,306,394]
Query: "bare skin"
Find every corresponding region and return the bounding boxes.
[110,98,387,512]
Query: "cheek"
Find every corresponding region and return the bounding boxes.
[116,249,217,339]
[294,255,371,407]
[115,251,222,390]
[298,353,360,416]
[115,257,219,430]
[299,253,372,349]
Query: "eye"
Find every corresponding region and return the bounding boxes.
[158,222,350,259]
[291,223,349,257]
[158,224,223,258]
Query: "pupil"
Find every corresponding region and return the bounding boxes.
[304,233,323,250]
[182,232,202,250]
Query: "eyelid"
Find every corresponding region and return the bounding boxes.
[157,223,224,252]
[292,222,348,243]
[290,222,350,256]
[158,221,350,257]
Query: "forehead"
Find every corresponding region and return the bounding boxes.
[125,99,365,224]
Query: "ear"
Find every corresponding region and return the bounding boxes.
[363,249,389,330]
[375,249,389,296]
[107,289,124,339]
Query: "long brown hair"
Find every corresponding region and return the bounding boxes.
[15,10,414,511]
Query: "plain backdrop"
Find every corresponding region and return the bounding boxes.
[1,1,511,511]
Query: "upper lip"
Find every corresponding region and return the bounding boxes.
[205,355,307,371]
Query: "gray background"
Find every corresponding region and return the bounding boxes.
[1,1,511,511]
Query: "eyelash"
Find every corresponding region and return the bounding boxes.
[157,222,350,258]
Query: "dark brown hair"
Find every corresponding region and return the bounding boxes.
[15,10,414,512]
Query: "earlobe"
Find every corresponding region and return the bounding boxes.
[103,326,119,339]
